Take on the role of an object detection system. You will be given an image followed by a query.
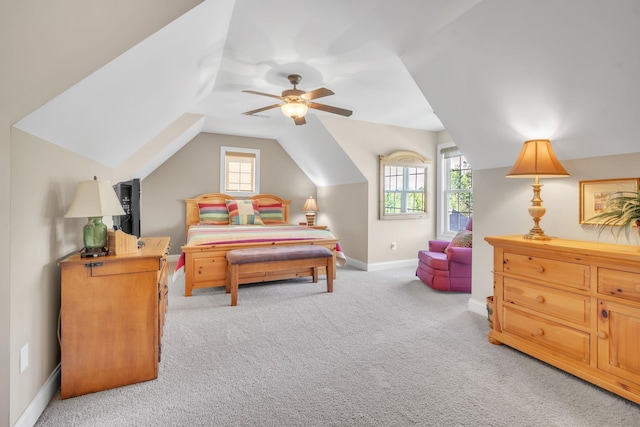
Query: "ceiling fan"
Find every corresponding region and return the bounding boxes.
[241,74,352,125]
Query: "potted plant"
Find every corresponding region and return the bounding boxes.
[588,190,640,241]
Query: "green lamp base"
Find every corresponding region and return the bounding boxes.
[83,216,107,250]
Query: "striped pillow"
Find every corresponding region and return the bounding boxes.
[258,203,285,224]
[198,202,229,225]
[226,200,263,225]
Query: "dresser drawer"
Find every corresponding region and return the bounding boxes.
[503,277,590,326]
[86,258,159,277]
[503,252,589,290]
[502,306,590,363]
[598,268,640,303]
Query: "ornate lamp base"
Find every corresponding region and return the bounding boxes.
[523,182,554,240]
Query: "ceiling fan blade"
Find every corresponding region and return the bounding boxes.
[302,87,334,100]
[308,102,353,117]
[294,116,306,126]
[242,104,282,115]
[242,90,284,101]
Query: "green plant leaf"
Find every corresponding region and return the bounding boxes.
[587,191,640,241]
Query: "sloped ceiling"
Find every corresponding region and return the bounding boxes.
[403,0,640,170]
[14,0,640,178]
[14,0,235,169]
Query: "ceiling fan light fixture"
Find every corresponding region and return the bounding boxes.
[242,74,351,124]
[281,101,308,119]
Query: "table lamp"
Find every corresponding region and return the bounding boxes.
[302,196,319,226]
[506,139,569,240]
[65,176,126,256]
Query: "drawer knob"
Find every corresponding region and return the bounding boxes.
[535,328,545,336]
[597,331,608,340]
[536,265,545,273]
[536,295,545,304]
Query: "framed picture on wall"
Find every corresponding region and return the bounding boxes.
[579,178,640,224]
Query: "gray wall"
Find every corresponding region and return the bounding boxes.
[2,2,203,424]
[141,119,441,267]
[140,133,317,254]
[319,116,439,266]
[471,151,640,313]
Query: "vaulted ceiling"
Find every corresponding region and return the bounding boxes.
[14,0,640,179]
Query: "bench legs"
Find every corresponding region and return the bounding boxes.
[226,258,334,306]
[327,258,334,293]
[312,264,334,293]
[226,264,239,306]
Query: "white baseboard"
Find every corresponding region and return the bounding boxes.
[344,257,367,270]
[366,259,419,271]
[345,257,418,271]
[14,363,60,427]
[468,296,488,317]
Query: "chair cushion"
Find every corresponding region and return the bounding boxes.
[227,245,332,264]
[418,250,449,271]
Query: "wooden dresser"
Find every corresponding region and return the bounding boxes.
[59,237,170,399]
[485,235,640,404]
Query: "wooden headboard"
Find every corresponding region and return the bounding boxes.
[249,194,291,223]
[185,193,291,233]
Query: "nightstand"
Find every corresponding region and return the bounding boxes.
[308,225,328,230]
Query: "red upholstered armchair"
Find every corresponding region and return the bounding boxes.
[416,218,472,293]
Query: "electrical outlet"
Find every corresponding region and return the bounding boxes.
[20,343,29,373]
[391,242,397,250]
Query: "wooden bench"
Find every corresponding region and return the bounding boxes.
[225,245,335,306]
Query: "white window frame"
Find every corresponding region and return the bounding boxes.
[379,150,431,220]
[220,146,260,197]
[436,142,472,240]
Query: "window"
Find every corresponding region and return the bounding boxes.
[220,146,260,196]
[379,151,430,220]
[437,142,472,238]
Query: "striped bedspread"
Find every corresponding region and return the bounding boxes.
[186,224,337,247]
[173,225,346,281]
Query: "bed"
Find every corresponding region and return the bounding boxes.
[174,193,344,296]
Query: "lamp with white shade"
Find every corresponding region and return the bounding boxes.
[302,196,319,226]
[65,176,125,256]
[506,139,569,240]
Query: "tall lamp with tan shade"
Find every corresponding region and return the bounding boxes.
[506,139,569,240]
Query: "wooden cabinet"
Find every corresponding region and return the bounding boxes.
[59,237,170,399]
[486,235,640,405]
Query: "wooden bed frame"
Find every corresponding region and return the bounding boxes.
[181,193,338,296]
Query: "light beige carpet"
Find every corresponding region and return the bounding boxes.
[36,265,640,426]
